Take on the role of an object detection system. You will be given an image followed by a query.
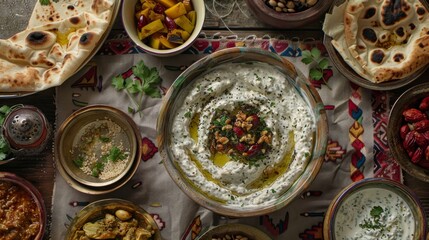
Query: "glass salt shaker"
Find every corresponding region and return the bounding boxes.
[2,105,52,156]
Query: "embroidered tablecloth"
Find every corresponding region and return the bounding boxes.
[52,33,401,240]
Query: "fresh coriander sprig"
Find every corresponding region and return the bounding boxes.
[301,48,332,89]
[112,60,162,116]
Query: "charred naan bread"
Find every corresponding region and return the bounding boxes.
[0,0,115,92]
[324,0,429,83]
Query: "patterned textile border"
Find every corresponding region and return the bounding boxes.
[97,31,402,182]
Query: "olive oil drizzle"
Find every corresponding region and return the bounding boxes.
[247,131,295,190]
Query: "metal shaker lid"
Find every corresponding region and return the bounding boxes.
[3,105,49,149]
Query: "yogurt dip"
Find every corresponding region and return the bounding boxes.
[170,62,315,207]
[334,187,416,240]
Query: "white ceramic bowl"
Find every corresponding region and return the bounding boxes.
[122,0,205,57]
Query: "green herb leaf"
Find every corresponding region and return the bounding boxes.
[112,75,125,90]
[105,146,127,162]
[73,156,84,168]
[301,50,312,59]
[310,69,323,80]
[184,112,191,118]
[39,0,50,5]
[318,58,330,70]
[370,206,383,218]
[301,57,313,65]
[311,47,321,60]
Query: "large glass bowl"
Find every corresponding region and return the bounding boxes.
[157,47,328,217]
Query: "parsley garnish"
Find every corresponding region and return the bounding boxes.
[359,206,385,230]
[73,156,84,168]
[103,146,127,163]
[301,48,332,89]
[112,60,162,116]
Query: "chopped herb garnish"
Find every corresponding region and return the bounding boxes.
[73,156,84,168]
[359,206,385,230]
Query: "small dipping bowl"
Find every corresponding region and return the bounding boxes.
[323,178,427,240]
[55,105,142,194]
[66,198,161,240]
[0,172,46,240]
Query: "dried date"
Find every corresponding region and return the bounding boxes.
[402,108,427,122]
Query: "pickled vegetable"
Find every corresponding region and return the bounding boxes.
[134,0,196,49]
[174,15,194,34]
[138,19,164,40]
[165,2,187,19]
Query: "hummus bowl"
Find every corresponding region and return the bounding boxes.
[323,178,427,240]
[157,47,328,217]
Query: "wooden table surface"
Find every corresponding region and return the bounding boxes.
[1,1,429,239]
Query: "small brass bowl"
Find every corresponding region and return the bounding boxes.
[66,198,161,240]
[55,105,141,194]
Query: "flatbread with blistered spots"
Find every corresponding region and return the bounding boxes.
[0,0,115,92]
[324,0,429,83]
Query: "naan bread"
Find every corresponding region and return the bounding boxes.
[0,0,115,92]
[324,0,429,83]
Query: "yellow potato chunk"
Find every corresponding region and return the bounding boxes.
[156,0,177,8]
[138,19,164,40]
[148,10,165,22]
[142,1,156,10]
[150,33,163,49]
[187,10,196,27]
[174,15,194,34]
[165,2,187,19]
[135,8,150,19]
